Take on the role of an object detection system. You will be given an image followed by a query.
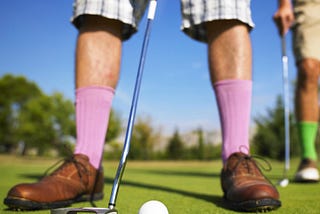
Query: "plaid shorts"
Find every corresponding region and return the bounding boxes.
[72,0,254,43]
[292,1,320,61]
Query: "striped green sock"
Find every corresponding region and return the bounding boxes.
[298,121,318,161]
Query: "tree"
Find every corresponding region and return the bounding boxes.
[196,128,205,160]
[129,116,161,160]
[50,93,76,141]
[18,94,57,155]
[0,74,123,156]
[17,92,76,156]
[167,129,184,160]
[106,109,122,143]
[0,74,42,152]
[252,95,299,160]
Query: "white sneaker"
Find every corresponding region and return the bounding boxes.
[294,159,319,182]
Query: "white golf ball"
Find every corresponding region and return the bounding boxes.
[279,178,289,187]
[138,200,169,214]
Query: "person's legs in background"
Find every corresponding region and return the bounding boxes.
[294,58,320,182]
[292,1,320,182]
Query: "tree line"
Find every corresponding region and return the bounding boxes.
[0,74,220,160]
[1,74,312,160]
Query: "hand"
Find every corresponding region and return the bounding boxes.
[273,0,295,36]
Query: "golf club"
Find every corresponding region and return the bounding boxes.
[51,1,158,213]
[278,35,290,187]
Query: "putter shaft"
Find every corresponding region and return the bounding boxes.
[281,36,290,175]
[108,0,157,208]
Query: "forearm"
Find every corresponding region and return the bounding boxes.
[274,0,294,35]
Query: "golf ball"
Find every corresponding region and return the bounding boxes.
[138,200,169,214]
[279,178,289,187]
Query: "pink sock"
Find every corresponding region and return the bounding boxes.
[74,86,114,169]
[213,79,252,164]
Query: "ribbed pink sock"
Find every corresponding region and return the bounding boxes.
[74,86,114,169]
[214,79,252,164]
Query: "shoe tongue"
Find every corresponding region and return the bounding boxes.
[228,153,259,174]
[50,154,89,177]
[228,152,248,165]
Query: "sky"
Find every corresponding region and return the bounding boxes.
[0,0,296,135]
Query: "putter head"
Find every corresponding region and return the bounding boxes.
[51,207,118,214]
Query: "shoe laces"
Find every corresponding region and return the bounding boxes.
[233,154,272,175]
[43,144,90,178]
[43,155,90,181]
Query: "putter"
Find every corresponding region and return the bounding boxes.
[278,35,290,187]
[51,1,158,213]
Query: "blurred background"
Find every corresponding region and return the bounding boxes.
[1,0,311,161]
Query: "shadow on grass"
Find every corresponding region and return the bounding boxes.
[17,173,43,180]
[125,168,221,178]
[104,177,229,210]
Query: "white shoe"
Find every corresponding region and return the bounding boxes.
[294,159,319,182]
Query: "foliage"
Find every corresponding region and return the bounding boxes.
[106,109,122,143]
[166,129,185,160]
[0,74,42,152]
[181,128,222,160]
[2,74,305,161]
[196,128,205,159]
[17,93,75,156]
[0,74,122,157]
[128,116,161,160]
[252,95,300,160]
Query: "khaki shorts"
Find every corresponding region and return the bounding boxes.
[292,1,320,61]
[71,0,254,43]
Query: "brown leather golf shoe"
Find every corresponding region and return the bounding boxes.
[4,154,104,210]
[221,152,281,212]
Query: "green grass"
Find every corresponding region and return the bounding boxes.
[0,155,319,214]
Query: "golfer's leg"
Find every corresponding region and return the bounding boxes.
[207,20,281,211]
[207,20,251,82]
[2,16,124,211]
[206,20,252,163]
[76,16,122,89]
[295,58,320,161]
[74,16,123,169]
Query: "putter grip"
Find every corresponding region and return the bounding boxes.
[148,0,157,20]
[281,36,286,57]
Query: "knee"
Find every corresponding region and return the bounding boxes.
[297,59,320,88]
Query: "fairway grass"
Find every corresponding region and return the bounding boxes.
[0,155,319,214]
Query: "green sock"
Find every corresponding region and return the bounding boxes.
[298,121,318,161]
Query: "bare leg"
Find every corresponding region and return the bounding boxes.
[76,16,123,89]
[206,20,252,83]
[212,21,281,212]
[74,16,123,168]
[295,59,320,122]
